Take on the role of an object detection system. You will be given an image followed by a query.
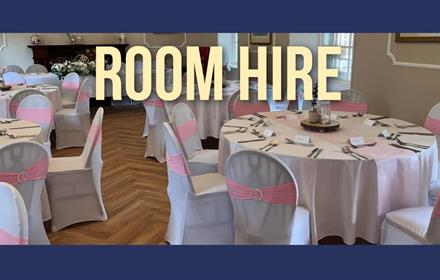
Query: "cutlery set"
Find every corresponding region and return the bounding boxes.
[250,119,264,127]
[307,147,323,158]
[0,119,19,124]
[259,140,279,152]
[285,138,314,147]
[223,127,247,135]
[341,145,369,160]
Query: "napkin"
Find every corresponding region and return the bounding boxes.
[354,143,414,160]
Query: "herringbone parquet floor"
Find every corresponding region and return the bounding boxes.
[48,105,170,244]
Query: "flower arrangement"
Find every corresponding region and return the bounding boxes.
[51,60,96,78]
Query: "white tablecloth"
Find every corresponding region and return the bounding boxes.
[0,85,63,118]
[218,111,438,244]
[22,73,60,87]
[164,85,239,139]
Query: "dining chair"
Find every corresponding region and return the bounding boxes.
[61,72,81,109]
[144,92,168,163]
[25,64,48,74]
[224,149,310,244]
[0,142,50,244]
[5,65,24,74]
[172,102,219,176]
[16,95,54,156]
[54,76,92,149]
[46,108,107,232]
[0,182,28,245]
[163,122,234,245]
[330,89,368,113]
[227,89,270,119]
[380,191,440,244]
[9,89,44,118]
[3,72,26,86]
[424,102,440,205]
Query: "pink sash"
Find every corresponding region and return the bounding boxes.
[433,193,440,218]
[175,118,198,144]
[143,99,165,108]
[16,107,53,125]
[231,100,269,117]
[424,116,440,135]
[77,90,89,104]
[9,101,20,115]
[0,156,48,185]
[330,100,368,113]
[0,228,28,245]
[225,178,297,205]
[167,153,190,176]
[88,122,102,148]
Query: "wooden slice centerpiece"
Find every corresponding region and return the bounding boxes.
[301,119,340,132]
[0,85,11,91]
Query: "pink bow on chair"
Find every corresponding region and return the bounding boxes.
[0,228,28,245]
[424,116,440,135]
[0,156,48,185]
[167,152,190,176]
[330,100,368,113]
[225,178,297,205]
[143,99,165,108]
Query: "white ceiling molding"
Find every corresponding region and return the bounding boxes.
[0,33,7,52]
[386,33,440,70]
[248,33,276,54]
[143,33,187,48]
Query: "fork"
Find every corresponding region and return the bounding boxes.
[342,146,367,160]
[265,143,278,152]
[223,127,248,135]
[259,141,274,150]
[394,124,418,129]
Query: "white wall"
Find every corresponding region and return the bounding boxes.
[289,33,321,80]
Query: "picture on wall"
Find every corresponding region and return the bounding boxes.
[250,33,272,45]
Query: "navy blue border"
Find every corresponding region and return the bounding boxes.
[2,0,440,31]
[0,245,438,279]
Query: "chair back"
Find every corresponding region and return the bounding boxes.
[424,103,440,161]
[0,142,49,244]
[330,89,368,113]
[171,103,202,159]
[427,192,440,244]
[224,149,299,244]
[5,65,24,74]
[9,89,44,118]
[80,107,104,169]
[75,76,92,114]
[228,89,270,119]
[62,72,81,105]
[3,72,26,86]
[25,64,48,74]
[163,122,194,193]
[143,91,168,126]
[0,182,28,245]
[16,95,54,143]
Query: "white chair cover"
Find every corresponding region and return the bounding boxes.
[3,72,26,86]
[61,72,81,109]
[46,108,107,232]
[424,102,440,204]
[9,89,44,119]
[330,89,368,113]
[0,182,28,245]
[25,64,48,74]
[16,95,54,156]
[224,149,310,244]
[227,90,270,119]
[5,65,24,74]
[144,92,168,162]
[172,103,218,176]
[0,142,49,244]
[54,76,91,149]
[163,123,234,244]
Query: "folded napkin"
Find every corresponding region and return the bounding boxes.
[354,143,414,160]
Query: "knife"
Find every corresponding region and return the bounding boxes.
[307,147,319,158]
[398,132,434,136]
[369,116,389,121]
[389,143,421,153]
[313,148,323,158]
[238,138,267,143]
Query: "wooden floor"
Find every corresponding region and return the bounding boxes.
[47,105,369,245]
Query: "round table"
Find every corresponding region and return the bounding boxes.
[21,73,60,87]
[0,85,63,118]
[218,110,438,244]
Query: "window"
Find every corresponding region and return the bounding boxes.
[321,33,354,82]
[217,33,238,68]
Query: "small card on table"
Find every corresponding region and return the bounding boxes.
[262,128,275,138]
[349,136,365,146]
[295,134,311,144]
[381,129,391,138]
[286,114,299,120]
[363,119,376,126]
